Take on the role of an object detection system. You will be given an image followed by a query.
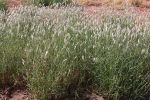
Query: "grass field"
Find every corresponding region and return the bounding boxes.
[0,4,150,100]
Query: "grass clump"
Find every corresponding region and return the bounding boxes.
[25,0,72,6]
[0,6,150,100]
[0,0,6,10]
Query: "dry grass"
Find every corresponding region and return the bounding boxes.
[74,0,150,8]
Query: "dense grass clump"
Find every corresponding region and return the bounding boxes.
[0,0,6,10]
[25,0,72,6]
[0,6,150,99]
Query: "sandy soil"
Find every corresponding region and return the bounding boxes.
[6,0,21,8]
[0,89,29,100]
[0,89,105,100]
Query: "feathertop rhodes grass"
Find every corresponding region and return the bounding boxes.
[0,6,150,99]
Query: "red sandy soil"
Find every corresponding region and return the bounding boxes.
[6,0,21,8]
[0,89,104,100]
[0,89,29,100]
